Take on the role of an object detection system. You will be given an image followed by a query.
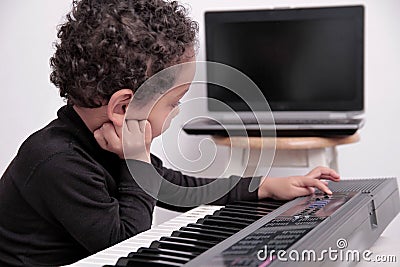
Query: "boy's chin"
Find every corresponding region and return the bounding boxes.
[152,129,164,138]
[153,128,168,139]
[155,126,171,137]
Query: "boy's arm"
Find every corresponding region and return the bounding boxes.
[94,122,261,211]
[150,154,261,212]
[22,151,156,254]
[257,166,340,200]
[150,155,340,211]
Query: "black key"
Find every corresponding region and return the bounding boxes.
[179,226,232,237]
[232,200,283,209]
[221,206,270,215]
[213,210,262,220]
[204,215,255,224]
[160,236,218,248]
[220,206,270,214]
[259,199,288,205]
[225,204,274,213]
[124,252,188,264]
[115,257,181,267]
[171,230,227,242]
[150,240,209,253]
[239,199,285,207]
[186,223,240,233]
[135,247,197,259]
[197,217,249,229]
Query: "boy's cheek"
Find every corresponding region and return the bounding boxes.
[153,120,172,137]
[148,106,179,137]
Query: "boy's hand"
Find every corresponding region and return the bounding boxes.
[93,120,152,163]
[258,166,340,200]
[123,120,152,162]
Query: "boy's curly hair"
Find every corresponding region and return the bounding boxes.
[50,0,198,108]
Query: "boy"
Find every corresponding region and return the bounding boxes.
[0,0,340,266]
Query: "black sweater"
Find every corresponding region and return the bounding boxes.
[0,105,260,266]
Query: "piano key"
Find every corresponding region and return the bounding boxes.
[203,215,254,226]
[70,200,280,267]
[220,206,271,215]
[134,247,197,259]
[203,214,255,224]
[160,236,218,248]
[115,257,182,267]
[178,227,232,237]
[125,252,189,264]
[225,204,274,213]
[196,217,250,228]
[213,210,263,220]
[150,240,209,253]
[232,200,284,209]
[186,223,240,233]
[67,205,223,266]
[171,230,227,242]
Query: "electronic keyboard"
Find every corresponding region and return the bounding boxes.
[67,178,399,267]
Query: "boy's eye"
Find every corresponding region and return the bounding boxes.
[171,101,181,108]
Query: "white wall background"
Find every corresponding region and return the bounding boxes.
[1,0,399,182]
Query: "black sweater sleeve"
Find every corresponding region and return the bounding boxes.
[20,152,260,253]
[21,151,156,254]
[149,154,261,212]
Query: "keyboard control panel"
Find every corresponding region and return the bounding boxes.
[214,192,357,267]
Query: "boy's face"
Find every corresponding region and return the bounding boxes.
[147,56,196,138]
[147,83,190,138]
[124,51,196,138]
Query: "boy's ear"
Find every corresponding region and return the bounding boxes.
[107,89,133,127]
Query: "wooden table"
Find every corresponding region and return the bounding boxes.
[213,133,360,177]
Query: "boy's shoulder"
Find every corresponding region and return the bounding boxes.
[18,105,97,161]
[19,118,79,161]
[12,114,98,178]
[5,115,105,189]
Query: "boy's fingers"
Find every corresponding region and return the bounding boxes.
[320,174,339,181]
[294,186,315,197]
[125,120,150,136]
[125,119,141,133]
[299,177,332,194]
[94,129,107,149]
[144,121,152,144]
[308,166,340,181]
[101,123,120,147]
[138,120,148,133]
[321,180,329,186]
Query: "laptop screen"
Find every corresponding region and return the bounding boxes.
[205,6,364,112]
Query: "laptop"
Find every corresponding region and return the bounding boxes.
[183,5,365,137]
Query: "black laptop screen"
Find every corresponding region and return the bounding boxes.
[205,6,364,111]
